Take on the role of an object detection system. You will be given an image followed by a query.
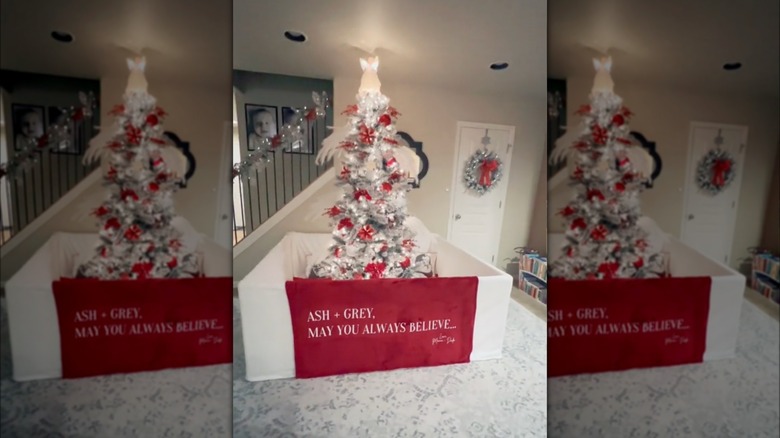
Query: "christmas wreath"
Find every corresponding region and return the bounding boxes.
[696,149,735,195]
[463,149,503,196]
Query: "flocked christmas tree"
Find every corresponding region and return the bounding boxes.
[550,57,662,280]
[311,57,431,280]
[77,57,198,280]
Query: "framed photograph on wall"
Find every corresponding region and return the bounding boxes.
[244,104,278,152]
[47,106,80,155]
[281,106,314,155]
[11,104,45,151]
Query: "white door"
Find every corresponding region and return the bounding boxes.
[680,122,748,265]
[447,122,514,265]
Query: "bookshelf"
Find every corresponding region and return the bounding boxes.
[751,252,779,304]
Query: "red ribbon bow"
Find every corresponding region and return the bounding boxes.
[479,159,499,187]
[712,159,731,187]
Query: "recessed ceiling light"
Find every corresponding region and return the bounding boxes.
[51,31,74,43]
[284,31,307,43]
[723,62,742,71]
[490,62,509,71]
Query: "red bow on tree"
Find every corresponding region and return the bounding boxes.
[712,159,732,188]
[479,159,499,187]
[597,262,619,279]
[365,262,386,279]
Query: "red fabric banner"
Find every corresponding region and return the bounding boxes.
[53,277,233,378]
[286,277,479,378]
[548,276,712,377]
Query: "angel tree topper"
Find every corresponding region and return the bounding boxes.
[550,56,663,280]
[312,57,431,280]
[77,57,198,280]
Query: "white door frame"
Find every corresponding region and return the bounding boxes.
[680,121,748,264]
[447,121,515,264]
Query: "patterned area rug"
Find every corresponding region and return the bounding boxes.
[233,298,548,437]
[0,299,231,437]
[548,296,780,437]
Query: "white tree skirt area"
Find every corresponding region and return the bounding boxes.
[548,291,780,437]
[0,299,231,437]
[233,298,547,437]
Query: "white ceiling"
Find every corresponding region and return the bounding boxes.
[233,0,547,99]
[0,0,231,88]
[549,0,780,97]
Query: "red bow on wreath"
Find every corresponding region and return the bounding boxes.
[712,159,731,188]
[479,159,499,187]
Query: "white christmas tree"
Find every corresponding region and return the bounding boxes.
[551,57,662,280]
[311,57,431,280]
[77,57,198,280]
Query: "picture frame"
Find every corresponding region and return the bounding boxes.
[11,104,45,151]
[47,106,80,155]
[281,106,315,155]
[244,104,278,152]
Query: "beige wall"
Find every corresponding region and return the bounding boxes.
[1,73,231,283]
[549,75,780,270]
[234,75,546,280]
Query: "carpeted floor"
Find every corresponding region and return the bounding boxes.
[0,299,232,437]
[232,297,548,437]
[548,290,780,438]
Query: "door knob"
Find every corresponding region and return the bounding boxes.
[455,214,462,220]
[687,214,694,220]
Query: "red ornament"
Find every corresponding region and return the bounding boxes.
[338,218,354,230]
[72,108,85,122]
[365,262,386,279]
[400,257,411,269]
[334,247,343,257]
[169,239,182,250]
[93,206,110,217]
[357,225,375,240]
[386,157,398,167]
[572,167,584,180]
[711,159,732,187]
[570,217,587,230]
[402,239,415,250]
[305,108,318,121]
[121,189,139,202]
[156,172,168,182]
[37,134,49,148]
[587,189,605,201]
[566,246,575,257]
[636,239,648,250]
[388,171,402,182]
[354,189,372,201]
[124,224,142,241]
[597,262,619,279]
[617,157,631,169]
[148,182,159,192]
[479,159,499,187]
[146,114,159,126]
[167,258,178,269]
[633,257,644,269]
[591,125,608,145]
[125,125,142,145]
[100,247,109,257]
[105,217,121,230]
[612,114,625,126]
[378,114,392,127]
[590,224,608,241]
[359,124,376,144]
[560,206,576,217]
[326,206,341,217]
[381,182,393,192]
[614,182,625,192]
[131,262,153,279]
[340,166,351,180]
